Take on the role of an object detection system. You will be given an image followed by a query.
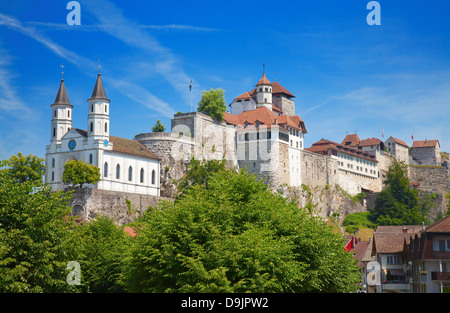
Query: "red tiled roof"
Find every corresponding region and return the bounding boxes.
[271,81,295,98]
[359,137,382,147]
[391,137,408,147]
[425,215,450,233]
[256,72,271,86]
[234,91,253,100]
[306,138,378,162]
[373,226,423,254]
[223,107,307,133]
[412,140,440,148]
[341,134,361,147]
[272,105,283,113]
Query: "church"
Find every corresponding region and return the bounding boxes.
[45,70,161,196]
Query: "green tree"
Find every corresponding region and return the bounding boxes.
[370,160,424,225]
[197,88,227,121]
[68,216,131,293]
[125,167,360,293]
[152,119,166,132]
[176,158,227,195]
[62,159,101,188]
[0,158,78,292]
[3,152,45,185]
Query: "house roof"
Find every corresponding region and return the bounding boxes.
[412,139,440,148]
[70,128,160,160]
[52,78,73,107]
[350,240,371,267]
[359,137,382,147]
[271,81,295,98]
[372,225,423,254]
[389,136,408,147]
[224,107,307,133]
[424,215,450,233]
[342,134,361,147]
[306,138,378,162]
[234,91,253,100]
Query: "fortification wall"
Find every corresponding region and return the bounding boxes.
[67,188,170,226]
[408,165,450,189]
[300,149,338,188]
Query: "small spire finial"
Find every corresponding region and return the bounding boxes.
[60,63,64,80]
[274,72,276,81]
[98,58,101,74]
[263,63,265,75]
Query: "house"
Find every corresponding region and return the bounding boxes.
[405,215,450,293]
[410,139,441,166]
[371,225,423,293]
[385,136,409,164]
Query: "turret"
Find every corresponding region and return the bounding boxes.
[87,68,110,143]
[255,65,272,110]
[50,74,73,143]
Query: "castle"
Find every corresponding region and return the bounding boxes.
[45,68,450,222]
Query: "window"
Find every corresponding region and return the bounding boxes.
[387,255,401,264]
[52,158,55,168]
[105,105,107,113]
[116,164,120,179]
[54,110,57,117]
[140,168,144,183]
[151,170,156,185]
[265,87,268,92]
[105,122,108,133]
[53,127,56,137]
[91,104,94,112]
[90,122,93,133]
[104,162,108,178]
[89,154,93,164]
[68,110,70,118]
[128,166,133,181]
[51,171,54,181]
[439,240,446,251]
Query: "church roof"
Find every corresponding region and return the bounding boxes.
[89,73,110,102]
[70,128,160,160]
[52,79,72,107]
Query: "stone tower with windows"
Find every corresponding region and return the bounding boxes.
[50,75,73,144]
[87,69,110,145]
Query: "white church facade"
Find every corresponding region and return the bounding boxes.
[45,71,161,196]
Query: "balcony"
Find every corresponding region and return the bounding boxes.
[431,272,450,281]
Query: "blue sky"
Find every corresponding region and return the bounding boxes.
[1,0,450,160]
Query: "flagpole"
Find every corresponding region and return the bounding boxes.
[190,79,193,112]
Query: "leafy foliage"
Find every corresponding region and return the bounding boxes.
[197,88,227,121]
[0,157,77,292]
[2,152,45,185]
[370,160,429,225]
[151,119,166,132]
[125,167,361,293]
[62,159,101,188]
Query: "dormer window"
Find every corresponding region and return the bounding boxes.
[265,87,268,92]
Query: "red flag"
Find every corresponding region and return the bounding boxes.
[411,133,414,141]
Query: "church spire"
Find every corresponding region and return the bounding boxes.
[89,69,110,102]
[52,77,72,107]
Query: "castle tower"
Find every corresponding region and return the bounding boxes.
[50,74,73,144]
[87,68,110,143]
[255,65,273,111]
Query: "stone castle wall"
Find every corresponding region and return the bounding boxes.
[410,146,441,165]
[272,96,295,116]
[408,165,450,189]
[300,149,338,188]
[67,188,170,226]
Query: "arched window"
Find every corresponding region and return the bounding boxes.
[90,122,93,133]
[91,104,94,112]
[104,162,108,178]
[151,170,156,185]
[53,127,56,137]
[116,164,120,179]
[105,104,107,113]
[89,154,93,164]
[51,171,54,181]
[105,122,108,133]
[54,110,57,117]
[140,168,144,183]
[128,166,133,181]
[52,158,55,168]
